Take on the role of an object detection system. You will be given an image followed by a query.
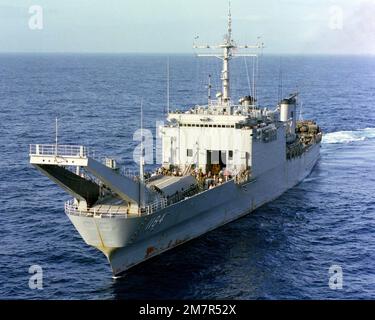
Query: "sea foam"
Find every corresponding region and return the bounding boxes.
[322,128,375,144]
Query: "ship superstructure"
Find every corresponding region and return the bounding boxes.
[29,6,321,276]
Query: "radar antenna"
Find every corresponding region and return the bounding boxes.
[193,1,264,105]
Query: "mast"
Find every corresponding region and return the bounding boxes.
[139,99,145,207]
[167,57,170,114]
[55,117,58,156]
[221,2,232,103]
[193,2,263,106]
[207,74,212,105]
[140,99,144,183]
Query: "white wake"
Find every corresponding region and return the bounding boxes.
[322,128,375,144]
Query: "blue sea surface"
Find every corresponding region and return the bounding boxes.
[0,54,375,299]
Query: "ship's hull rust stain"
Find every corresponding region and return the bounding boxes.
[145,246,156,258]
[145,238,189,258]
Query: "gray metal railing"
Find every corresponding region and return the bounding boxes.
[144,197,168,215]
[64,200,128,218]
[65,197,168,218]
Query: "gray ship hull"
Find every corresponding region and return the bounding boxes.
[68,143,320,276]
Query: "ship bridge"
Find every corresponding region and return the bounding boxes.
[159,2,269,177]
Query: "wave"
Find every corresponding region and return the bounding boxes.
[322,128,375,144]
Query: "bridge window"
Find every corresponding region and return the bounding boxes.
[228,150,233,160]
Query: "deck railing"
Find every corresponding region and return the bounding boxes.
[64,200,129,218]
[29,144,92,158]
[144,197,168,215]
[65,196,169,218]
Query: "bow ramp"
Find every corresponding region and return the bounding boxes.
[29,144,155,205]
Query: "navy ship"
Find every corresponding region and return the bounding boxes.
[29,6,322,276]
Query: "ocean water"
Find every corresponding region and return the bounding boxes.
[1,54,375,299]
